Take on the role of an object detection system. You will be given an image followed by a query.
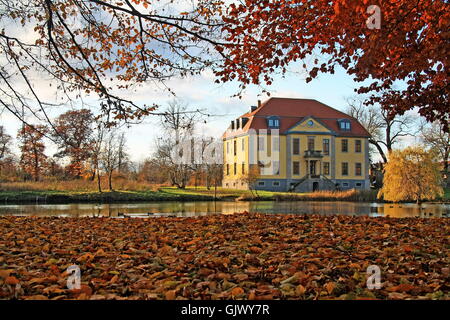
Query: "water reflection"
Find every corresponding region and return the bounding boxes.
[0,201,448,218]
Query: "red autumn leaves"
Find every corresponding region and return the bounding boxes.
[0,214,448,300]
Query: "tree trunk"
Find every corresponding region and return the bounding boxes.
[108,172,113,191]
[444,153,449,172]
[369,139,388,163]
[97,170,102,193]
[214,183,217,200]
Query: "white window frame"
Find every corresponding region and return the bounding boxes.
[273,136,280,152]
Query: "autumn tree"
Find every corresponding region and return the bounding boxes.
[17,125,48,181]
[100,129,129,191]
[90,121,105,192]
[1,1,447,131]
[155,100,202,189]
[239,165,261,198]
[116,132,130,175]
[220,0,449,130]
[346,97,415,163]
[52,109,95,178]
[0,126,12,176]
[378,146,444,204]
[137,159,169,185]
[0,0,224,126]
[420,121,450,173]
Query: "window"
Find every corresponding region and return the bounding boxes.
[343,182,349,187]
[355,163,362,176]
[242,163,245,174]
[272,161,280,175]
[342,139,348,152]
[323,139,330,155]
[242,138,245,151]
[226,141,229,154]
[226,164,229,175]
[323,162,330,175]
[293,161,300,175]
[273,137,280,152]
[342,162,348,176]
[293,138,300,155]
[233,163,237,175]
[355,140,362,153]
[233,140,237,156]
[273,181,280,186]
[267,117,280,128]
[308,137,315,151]
[356,182,362,187]
[258,181,265,186]
[339,119,351,131]
[257,136,265,151]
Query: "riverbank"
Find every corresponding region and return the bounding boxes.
[0,213,448,300]
[0,186,448,204]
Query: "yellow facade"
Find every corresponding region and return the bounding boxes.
[223,115,370,191]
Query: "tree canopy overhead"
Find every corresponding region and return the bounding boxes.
[0,0,225,125]
[0,0,448,130]
[219,0,449,130]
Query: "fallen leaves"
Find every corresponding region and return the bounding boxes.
[5,276,19,285]
[0,214,448,300]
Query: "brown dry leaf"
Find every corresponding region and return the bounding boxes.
[165,290,176,300]
[231,287,244,297]
[386,284,416,293]
[0,270,13,279]
[5,276,19,285]
[296,285,306,296]
[24,295,48,300]
[325,282,336,295]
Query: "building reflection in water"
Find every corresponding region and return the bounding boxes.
[0,201,448,218]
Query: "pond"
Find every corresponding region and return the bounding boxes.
[0,201,448,218]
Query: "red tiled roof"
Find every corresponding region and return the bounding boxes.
[223,97,371,139]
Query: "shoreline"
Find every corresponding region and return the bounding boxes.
[0,188,448,205]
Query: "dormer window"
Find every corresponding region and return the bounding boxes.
[267,116,280,128]
[338,119,351,131]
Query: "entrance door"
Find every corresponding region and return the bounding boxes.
[309,161,316,175]
[313,181,319,192]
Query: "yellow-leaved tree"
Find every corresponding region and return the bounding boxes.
[378,146,444,203]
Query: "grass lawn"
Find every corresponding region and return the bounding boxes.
[0,185,444,204]
[158,186,293,199]
[0,189,214,204]
[0,213,448,300]
[443,188,450,201]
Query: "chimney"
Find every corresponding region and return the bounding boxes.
[258,100,261,108]
[236,118,240,129]
[230,120,235,130]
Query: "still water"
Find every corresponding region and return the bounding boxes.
[0,201,448,218]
